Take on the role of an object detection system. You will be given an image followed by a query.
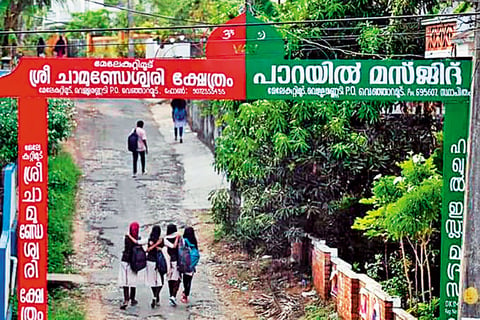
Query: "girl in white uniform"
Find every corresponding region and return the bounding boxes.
[118,222,147,310]
[164,224,181,306]
[145,225,164,308]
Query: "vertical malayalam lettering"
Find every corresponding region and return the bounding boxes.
[440,101,470,320]
[18,98,48,320]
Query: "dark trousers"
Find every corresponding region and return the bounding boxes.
[123,287,136,302]
[151,286,162,299]
[183,274,193,296]
[168,280,180,297]
[132,150,146,174]
[174,127,183,139]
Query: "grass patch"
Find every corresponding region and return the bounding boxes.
[301,300,338,320]
[47,150,84,320]
[49,288,85,320]
[48,150,81,273]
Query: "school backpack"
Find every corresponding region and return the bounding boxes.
[174,108,186,122]
[156,250,168,275]
[127,128,138,152]
[130,245,147,272]
[177,238,193,273]
[185,238,200,270]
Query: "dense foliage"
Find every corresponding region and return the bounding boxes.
[354,154,442,305]
[211,98,441,258]
[0,98,76,166]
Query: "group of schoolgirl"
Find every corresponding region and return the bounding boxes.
[118,222,199,310]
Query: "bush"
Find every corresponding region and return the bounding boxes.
[48,150,81,273]
[302,300,337,320]
[208,188,234,230]
[0,98,76,166]
[49,288,85,320]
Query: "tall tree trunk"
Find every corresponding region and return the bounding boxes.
[400,238,413,307]
[384,241,389,280]
[229,180,241,228]
[423,237,432,301]
[407,237,424,302]
[419,243,425,302]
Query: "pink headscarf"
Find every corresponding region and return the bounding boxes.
[129,222,139,240]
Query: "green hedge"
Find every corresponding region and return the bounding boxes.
[48,150,81,273]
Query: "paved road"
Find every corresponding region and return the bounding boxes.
[73,99,226,319]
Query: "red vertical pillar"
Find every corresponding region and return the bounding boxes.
[17,97,48,320]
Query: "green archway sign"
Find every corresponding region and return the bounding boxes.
[0,12,469,320]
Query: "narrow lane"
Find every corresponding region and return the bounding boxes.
[72,99,224,319]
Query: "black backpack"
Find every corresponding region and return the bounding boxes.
[156,250,168,275]
[130,245,147,272]
[127,128,138,152]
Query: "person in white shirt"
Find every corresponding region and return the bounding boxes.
[132,120,148,177]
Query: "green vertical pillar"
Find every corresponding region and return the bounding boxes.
[440,99,471,320]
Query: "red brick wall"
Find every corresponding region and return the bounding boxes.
[311,246,332,300]
[297,237,417,320]
[337,268,359,320]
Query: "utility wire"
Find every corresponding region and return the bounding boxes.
[85,0,207,25]
[0,11,478,35]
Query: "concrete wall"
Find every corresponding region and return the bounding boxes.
[187,101,220,151]
[293,235,416,320]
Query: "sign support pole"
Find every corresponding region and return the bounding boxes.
[459,3,480,318]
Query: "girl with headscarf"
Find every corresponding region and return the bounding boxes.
[164,223,181,306]
[118,222,146,310]
[145,225,164,308]
[181,226,199,304]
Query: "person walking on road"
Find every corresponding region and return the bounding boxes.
[164,224,181,306]
[181,227,199,304]
[146,225,164,308]
[118,222,146,310]
[171,99,187,143]
[130,120,148,178]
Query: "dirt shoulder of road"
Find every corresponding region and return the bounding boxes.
[192,209,315,320]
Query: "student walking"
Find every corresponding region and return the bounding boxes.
[164,224,181,306]
[129,120,148,177]
[146,225,164,308]
[171,99,187,143]
[118,222,146,310]
[181,227,199,304]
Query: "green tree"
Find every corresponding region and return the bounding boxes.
[66,9,115,37]
[0,0,52,55]
[353,154,442,304]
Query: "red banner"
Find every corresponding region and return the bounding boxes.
[0,57,246,100]
[17,97,48,320]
